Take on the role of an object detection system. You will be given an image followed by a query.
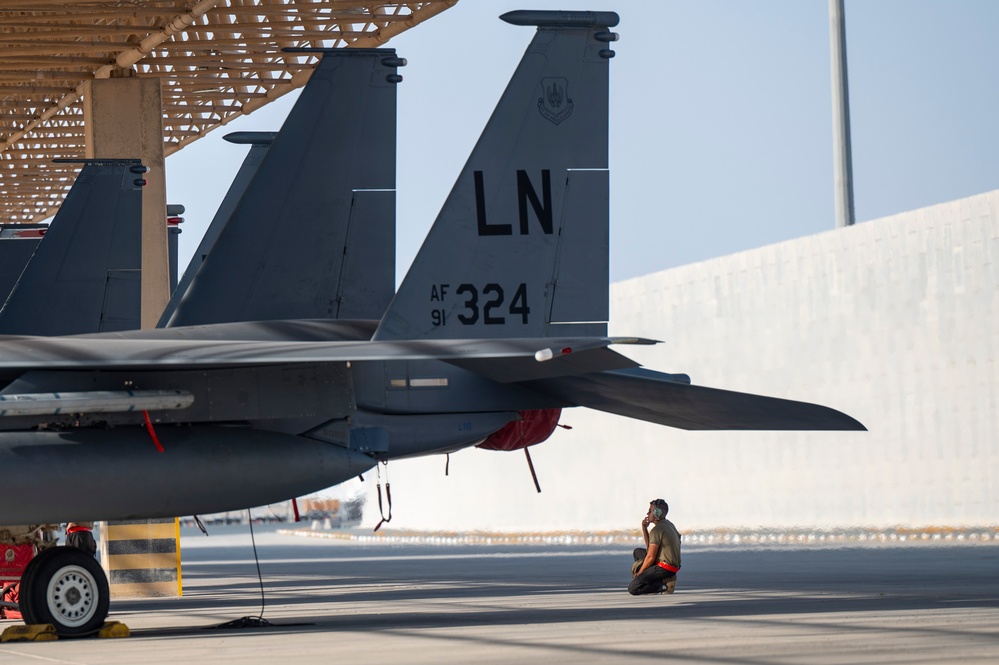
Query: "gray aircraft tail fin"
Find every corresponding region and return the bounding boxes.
[0,159,146,336]
[158,133,276,327]
[163,48,402,327]
[374,11,619,341]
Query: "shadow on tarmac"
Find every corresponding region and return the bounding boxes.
[112,539,999,647]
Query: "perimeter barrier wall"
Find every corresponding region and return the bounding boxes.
[365,190,998,532]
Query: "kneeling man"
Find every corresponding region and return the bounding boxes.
[629,498,681,595]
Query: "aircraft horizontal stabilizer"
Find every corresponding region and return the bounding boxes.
[526,368,866,431]
[0,335,653,372]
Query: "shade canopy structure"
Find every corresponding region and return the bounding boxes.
[0,0,457,224]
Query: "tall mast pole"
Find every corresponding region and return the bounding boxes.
[829,0,856,227]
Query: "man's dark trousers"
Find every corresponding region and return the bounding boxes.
[629,547,676,595]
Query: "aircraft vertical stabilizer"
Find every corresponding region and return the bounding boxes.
[158,132,276,327]
[375,11,618,341]
[164,49,401,327]
[0,159,145,336]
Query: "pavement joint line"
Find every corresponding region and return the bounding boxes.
[276,527,999,546]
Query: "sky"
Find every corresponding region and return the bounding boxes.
[165,0,999,286]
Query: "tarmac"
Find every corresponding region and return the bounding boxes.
[2,524,998,664]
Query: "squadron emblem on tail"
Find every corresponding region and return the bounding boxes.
[538,77,573,125]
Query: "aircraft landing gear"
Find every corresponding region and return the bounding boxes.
[18,546,109,636]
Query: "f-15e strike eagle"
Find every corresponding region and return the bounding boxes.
[0,10,863,635]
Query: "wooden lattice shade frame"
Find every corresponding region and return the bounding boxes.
[0,0,457,223]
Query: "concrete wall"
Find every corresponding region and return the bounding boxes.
[355,190,998,532]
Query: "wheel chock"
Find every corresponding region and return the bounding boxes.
[1,621,129,641]
[97,621,130,639]
[1,624,58,642]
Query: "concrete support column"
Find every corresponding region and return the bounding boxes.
[82,75,169,328]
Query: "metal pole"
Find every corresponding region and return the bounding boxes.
[829,0,856,227]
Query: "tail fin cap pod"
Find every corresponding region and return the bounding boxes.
[223,131,279,145]
[500,10,620,28]
[284,47,407,83]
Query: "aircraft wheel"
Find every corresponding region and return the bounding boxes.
[18,546,109,636]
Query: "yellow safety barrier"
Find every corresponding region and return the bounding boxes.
[99,519,181,598]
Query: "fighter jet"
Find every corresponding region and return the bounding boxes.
[0,10,863,635]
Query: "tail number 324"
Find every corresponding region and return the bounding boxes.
[430,283,529,326]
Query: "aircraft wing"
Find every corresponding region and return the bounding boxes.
[524,367,866,431]
[0,335,651,381]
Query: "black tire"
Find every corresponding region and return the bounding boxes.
[16,545,62,624]
[19,546,109,636]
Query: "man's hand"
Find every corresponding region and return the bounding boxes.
[641,517,651,529]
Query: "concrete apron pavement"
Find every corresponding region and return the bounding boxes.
[1,527,997,664]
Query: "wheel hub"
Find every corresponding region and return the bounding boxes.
[47,565,98,627]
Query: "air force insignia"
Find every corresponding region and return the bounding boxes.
[537,77,573,125]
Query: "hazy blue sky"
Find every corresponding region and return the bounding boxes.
[166,1,999,284]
